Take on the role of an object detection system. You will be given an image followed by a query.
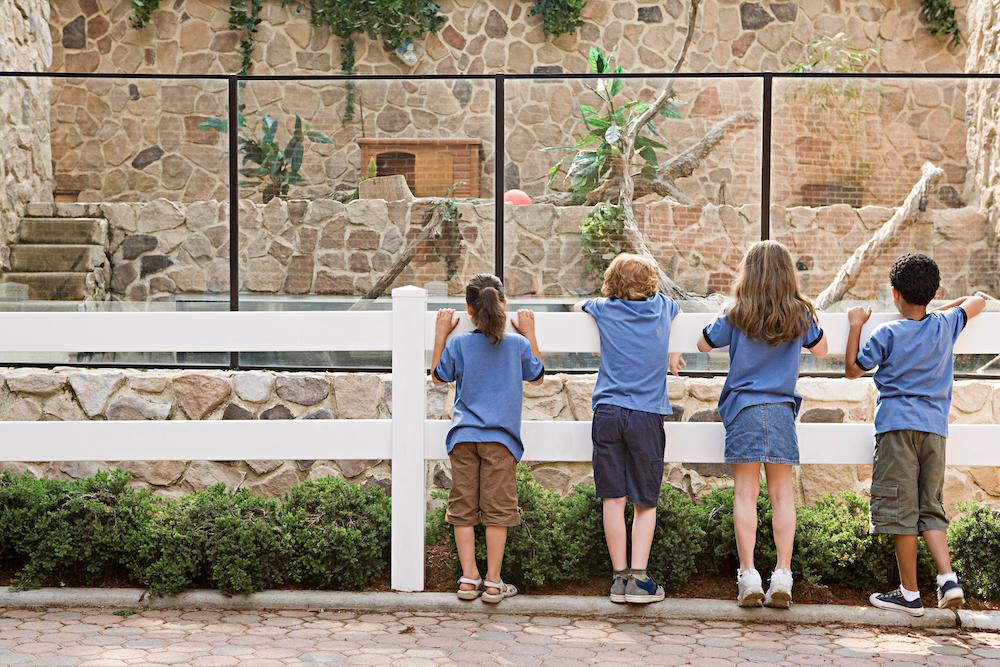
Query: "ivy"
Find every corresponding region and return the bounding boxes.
[230,0,264,75]
[920,0,961,46]
[128,0,162,29]
[529,0,587,37]
[579,202,625,279]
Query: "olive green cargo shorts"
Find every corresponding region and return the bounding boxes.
[870,429,948,536]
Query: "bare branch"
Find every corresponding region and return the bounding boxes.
[660,112,759,181]
[814,162,943,310]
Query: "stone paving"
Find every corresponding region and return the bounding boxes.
[0,606,998,665]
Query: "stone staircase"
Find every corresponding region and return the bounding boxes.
[0,203,110,303]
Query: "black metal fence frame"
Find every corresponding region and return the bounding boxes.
[1,70,997,376]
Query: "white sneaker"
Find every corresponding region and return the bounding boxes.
[737,568,764,607]
[765,569,793,609]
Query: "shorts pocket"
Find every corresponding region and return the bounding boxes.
[870,482,898,525]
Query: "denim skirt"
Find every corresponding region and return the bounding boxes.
[724,402,799,465]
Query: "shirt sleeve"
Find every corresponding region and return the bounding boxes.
[941,306,968,343]
[702,311,734,349]
[433,338,458,383]
[581,297,603,319]
[855,326,889,372]
[520,337,545,382]
[803,314,824,349]
[663,294,681,320]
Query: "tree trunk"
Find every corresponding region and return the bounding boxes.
[814,162,943,310]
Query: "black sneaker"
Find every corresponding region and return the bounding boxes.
[937,580,965,610]
[869,588,925,617]
[624,574,665,604]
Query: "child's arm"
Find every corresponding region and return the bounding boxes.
[430,308,459,386]
[669,353,685,376]
[933,295,987,320]
[844,306,872,379]
[572,300,587,313]
[512,310,545,385]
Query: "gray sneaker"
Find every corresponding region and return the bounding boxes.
[624,574,665,604]
[610,574,628,603]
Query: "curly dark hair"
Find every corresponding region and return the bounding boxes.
[889,253,940,306]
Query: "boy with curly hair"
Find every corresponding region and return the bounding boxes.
[845,253,985,616]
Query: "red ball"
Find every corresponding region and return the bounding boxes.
[503,189,532,206]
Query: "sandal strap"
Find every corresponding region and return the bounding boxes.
[458,577,482,586]
[483,579,503,589]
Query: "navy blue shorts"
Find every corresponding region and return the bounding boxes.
[592,404,665,508]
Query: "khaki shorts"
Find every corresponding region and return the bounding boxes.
[870,429,948,536]
[446,442,520,527]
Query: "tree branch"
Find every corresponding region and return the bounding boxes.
[660,111,759,181]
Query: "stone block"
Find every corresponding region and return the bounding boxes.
[275,375,329,406]
[69,371,124,417]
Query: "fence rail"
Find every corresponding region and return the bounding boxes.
[0,286,998,590]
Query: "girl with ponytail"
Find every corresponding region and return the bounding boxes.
[431,274,544,604]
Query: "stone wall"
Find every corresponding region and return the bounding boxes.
[44,0,970,205]
[0,0,53,268]
[965,0,1000,261]
[1,367,998,514]
[49,198,994,301]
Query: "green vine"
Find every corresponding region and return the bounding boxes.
[580,202,625,279]
[128,0,161,29]
[920,0,961,46]
[529,0,587,36]
[230,0,264,75]
[428,182,465,281]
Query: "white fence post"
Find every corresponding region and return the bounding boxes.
[390,286,428,591]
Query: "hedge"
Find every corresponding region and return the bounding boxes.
[1,468,997,600]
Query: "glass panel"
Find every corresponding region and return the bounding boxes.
[503,75,763,371]
[771,76,998,376]
[236,78,496,368]
[0,75,230,366]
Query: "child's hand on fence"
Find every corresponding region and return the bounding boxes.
[435,309,460,340]
[847,306,872,327]
[512,309,536,338]
[669,353,685,376]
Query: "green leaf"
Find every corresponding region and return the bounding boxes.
[306,130,332,144]
[573,132,603,149]
[196,118,228,132]
[587,47,606,74]
[635,135,667,151]
[604,124,621,144]
[546,160,563,187]
[608,77,622,97]
[578,104,598,117]
[660,101,682,119]
[638,145,658,166]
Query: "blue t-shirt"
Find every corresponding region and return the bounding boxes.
[855,307,967,438]
[434,331,544,461]
[582,293,680,415]
[702,308,824,427]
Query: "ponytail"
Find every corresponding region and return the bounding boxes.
[466,274,506,344]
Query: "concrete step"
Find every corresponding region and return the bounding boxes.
[0,272,88,300]
[9,244,106,272]
[18,218,107,245]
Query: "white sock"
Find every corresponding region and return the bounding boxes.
[937,572,958,587]
[900,585,921,602]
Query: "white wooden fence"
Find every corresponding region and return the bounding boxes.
[0,285,997,591]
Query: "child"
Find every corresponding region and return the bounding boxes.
[845,253,985,616]
[431,273,544,605]
[575,253,683,604]
[697,240,828,608]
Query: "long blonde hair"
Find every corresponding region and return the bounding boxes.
[728,241,816,346]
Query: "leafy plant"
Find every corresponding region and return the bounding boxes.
[230,0,264,74]
[544,47,679,204]
[949,502,1000,600]
[788,33,877,111]
[128,0,162,29]
[197,113,332,203]
[580,202,625,279]
[427,182,465,281]
[920,0,962,46]
[529,0,587,36]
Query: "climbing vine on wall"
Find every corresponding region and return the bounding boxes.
[230,0,264,76]
[920,0,962,46]
[529,0,588,37]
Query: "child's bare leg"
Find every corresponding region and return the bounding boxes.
[484,526,508,593]
[922,530,953,575]
[603,497,628,571]
[454,525,480,590]
[630,505,657,570]
[764,463,795,571]
[732,463,761,571]
[895,534,920,591]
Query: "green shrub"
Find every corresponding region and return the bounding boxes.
[695,484,775,576]
[123,495,204,596]
[949,502,1000,600]
[0,470,152,590]
[647,486,706,592]
[278,477,391,590]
